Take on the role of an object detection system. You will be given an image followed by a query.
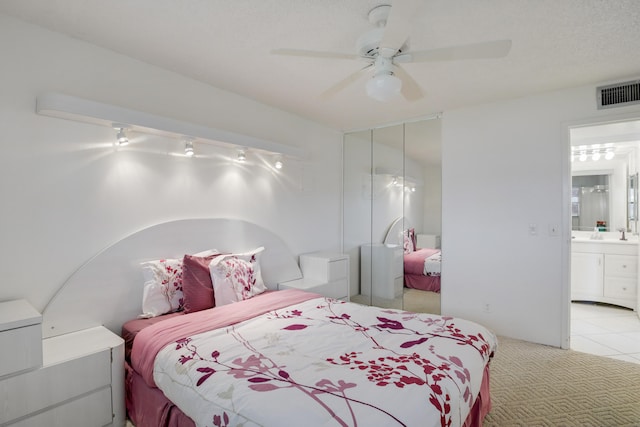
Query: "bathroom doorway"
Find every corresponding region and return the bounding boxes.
[568,116,640,362]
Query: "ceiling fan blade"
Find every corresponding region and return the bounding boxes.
[407,39,512,62]
[320,64,373,100]
[271,48,358,61]
[394,65,423,101]
[379,0,422,57]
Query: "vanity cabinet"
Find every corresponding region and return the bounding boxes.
[571,252,604,297]
[571,241,638,309]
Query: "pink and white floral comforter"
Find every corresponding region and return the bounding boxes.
[132,289,496,427]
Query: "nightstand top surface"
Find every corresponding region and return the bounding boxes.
[0,299,42,332]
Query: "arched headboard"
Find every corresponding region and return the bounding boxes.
[42,218,302,338]
[383,216,411,246]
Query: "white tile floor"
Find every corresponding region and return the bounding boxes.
[570,301,640,364]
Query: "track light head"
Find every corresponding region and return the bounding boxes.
[184,139,194,157]
[113,124,129,146]
[237,149,247,163]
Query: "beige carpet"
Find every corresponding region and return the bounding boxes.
[485,336,640,427]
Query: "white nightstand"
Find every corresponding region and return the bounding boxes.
[279,252,350,300]
[360,243,404,299]
[417,234,441,249]
[0,299,43,378]
[0,320,124,427]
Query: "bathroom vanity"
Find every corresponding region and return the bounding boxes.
[571,237,638,310]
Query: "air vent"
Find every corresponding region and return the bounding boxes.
[597,79,640,109]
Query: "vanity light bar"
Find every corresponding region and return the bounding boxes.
[36,92,306,160]
[571,145,615,162]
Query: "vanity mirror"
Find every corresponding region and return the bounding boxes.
[343,118,441,312]
[570,119,640,234]
[629,172,638,233]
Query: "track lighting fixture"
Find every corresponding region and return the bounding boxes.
[237,149,247,163]
[274,156,283,170]
[184,139,194,157]
[114,125,129,146]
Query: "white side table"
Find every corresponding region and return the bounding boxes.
[0,299,43,378]
[279,252,350,300]
[0,325,124,427]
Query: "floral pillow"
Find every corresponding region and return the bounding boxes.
[209,247,266,306]
[403,228,416,254]
[140,249,217,317]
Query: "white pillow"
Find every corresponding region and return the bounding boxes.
[141,281,172,318]
[140,249,218,317]
[209,247,266,306]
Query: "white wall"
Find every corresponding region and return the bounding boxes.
[0,15,343,312]
[441,82,640,347]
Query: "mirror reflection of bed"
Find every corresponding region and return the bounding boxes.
[344,118,442,313]
[352,217,441,314]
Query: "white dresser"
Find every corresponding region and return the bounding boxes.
[279,252,350,300]
[0,299,124,427]
[360,243,403,300]
[571,240,638,310]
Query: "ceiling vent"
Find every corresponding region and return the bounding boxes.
[597,79,640,109]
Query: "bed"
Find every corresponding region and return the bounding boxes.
[384,217,442,293]
[42,218,494,427]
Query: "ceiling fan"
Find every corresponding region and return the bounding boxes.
[272,1,512,102]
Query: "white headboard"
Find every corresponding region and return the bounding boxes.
[383,216,411,246]
[42,218,302,338]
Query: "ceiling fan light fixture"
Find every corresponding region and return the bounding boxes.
[366,73,401,102]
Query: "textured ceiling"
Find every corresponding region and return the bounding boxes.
[2,0,640,133]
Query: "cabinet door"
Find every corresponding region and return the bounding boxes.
[571,252,604,298]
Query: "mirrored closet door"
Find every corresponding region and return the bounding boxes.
[343,118,441,312]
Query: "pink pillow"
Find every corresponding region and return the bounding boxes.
[209,247,266,306]
[409,228,416,251]
[182,253,223,313]
[140,249,218,317]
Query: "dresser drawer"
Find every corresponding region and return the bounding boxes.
[327,259,348,281]
[604,277,637,300]
[0,324,42,378]
[279,278,348,300]
[8,386,112,427]
[605,254,637,278]
[0,349,111,425]
[0,300,42,378]
[323,279,348,299]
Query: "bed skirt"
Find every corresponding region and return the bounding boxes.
[125,360,492,427]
